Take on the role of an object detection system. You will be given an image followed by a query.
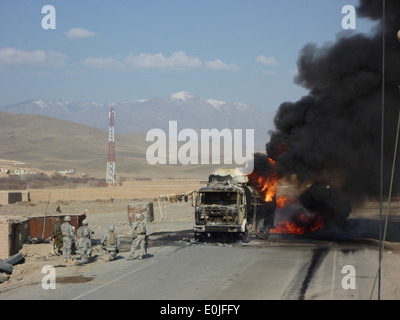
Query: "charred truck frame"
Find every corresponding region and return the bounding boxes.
[193,169,276,241]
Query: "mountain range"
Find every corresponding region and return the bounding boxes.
[0,91,274,149]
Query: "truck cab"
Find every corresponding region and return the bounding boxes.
[193,169,275,241]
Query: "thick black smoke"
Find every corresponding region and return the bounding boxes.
[252,152,276,178]
[266,0,400,225]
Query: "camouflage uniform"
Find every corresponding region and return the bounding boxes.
[76,220,93,264]
[61,216,75,262]
[101,225,120,261]
[127,220,148,260]
[52,216,64,255]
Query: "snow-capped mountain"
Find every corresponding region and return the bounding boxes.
[0,92,274,148]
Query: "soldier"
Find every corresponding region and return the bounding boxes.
[76,219,93,264]
[101,225,120,261]
[60,215,75,262]
[52,215,64,256]
[127,219,148,260]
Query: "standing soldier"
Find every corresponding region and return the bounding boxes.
[76,219,94,264]
[61,215,75,263]
[127,219,148,260]
[52,215,64,256]
[101,225,120,261]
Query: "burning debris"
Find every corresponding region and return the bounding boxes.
[271,210,324,235]
[247,153,326,235]
[248,0,400,235]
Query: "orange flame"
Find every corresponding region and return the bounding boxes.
[271,213,324,235]
[276,196,288,209]
[247,156,324,235]
[247,158,287,207]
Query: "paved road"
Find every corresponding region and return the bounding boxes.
[0,235,391,300]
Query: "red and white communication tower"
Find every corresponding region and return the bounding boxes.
[106,108,116,187]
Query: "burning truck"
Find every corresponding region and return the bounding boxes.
[194,154,329,241]
[193,168,276,241]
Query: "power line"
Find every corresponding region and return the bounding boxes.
[377,0,386,300]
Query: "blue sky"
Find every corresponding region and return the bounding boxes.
[0,0,377,114]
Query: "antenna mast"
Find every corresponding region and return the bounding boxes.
[106,108,116,187]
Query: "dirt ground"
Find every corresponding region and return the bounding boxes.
[0,181,198,293]
[26,180,205,202]
[0,198,195,292]
[1,186,400,299]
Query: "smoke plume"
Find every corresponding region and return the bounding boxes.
[265,0,400,225]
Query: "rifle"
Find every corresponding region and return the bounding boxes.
[48,231,62,241]
[48,231,62,255]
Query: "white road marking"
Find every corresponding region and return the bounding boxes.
[330,248,337,299]
[72,259,159,300]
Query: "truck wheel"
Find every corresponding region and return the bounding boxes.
[240,219,252,243]
[194,233,204,242]
[264,227,271,239]
[241,229,252,243]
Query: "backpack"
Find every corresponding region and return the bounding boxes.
[109,231,116,245]
[104,231,116,246]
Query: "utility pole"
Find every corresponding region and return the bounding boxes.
[106,108,116,187]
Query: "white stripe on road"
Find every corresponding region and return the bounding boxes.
[330,248,337,300]
[72,259,159,300]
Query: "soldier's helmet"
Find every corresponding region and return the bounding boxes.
[108,225,115,232]
[82,219,88,225]
[64,215,71,222]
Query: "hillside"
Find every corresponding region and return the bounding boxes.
[0,111,234,179]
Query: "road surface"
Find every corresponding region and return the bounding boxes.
[0,233,393,300]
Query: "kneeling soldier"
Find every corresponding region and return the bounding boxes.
[101,225,120,261]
